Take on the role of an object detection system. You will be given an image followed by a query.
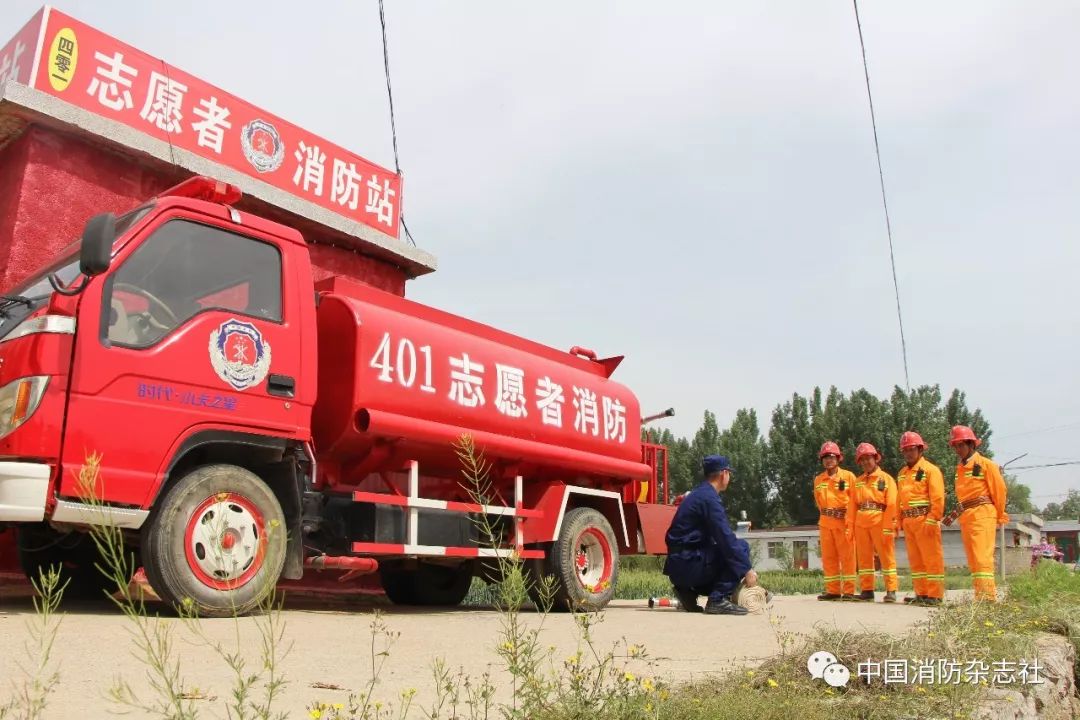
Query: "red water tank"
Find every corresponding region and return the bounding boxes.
[311,278,649,485]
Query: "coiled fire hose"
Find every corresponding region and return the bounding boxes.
[732,582,773,614]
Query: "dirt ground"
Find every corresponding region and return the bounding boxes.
[0,590,955,719]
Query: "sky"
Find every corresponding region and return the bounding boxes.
[2,1,1077,505]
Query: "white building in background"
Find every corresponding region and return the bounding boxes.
[738,514,1043,573]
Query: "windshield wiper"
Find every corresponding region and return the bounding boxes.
[0,294,37,319]
[0,294,32,310]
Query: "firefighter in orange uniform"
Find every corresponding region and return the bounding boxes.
[895,431,946,606]
[947,425,1008,601]
[814,441,858,600]
[847,443,898,602]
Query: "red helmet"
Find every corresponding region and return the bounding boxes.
[819,441,843,460]
[899,431,927,451]
[855,442,881,462]
[949,425,981,447]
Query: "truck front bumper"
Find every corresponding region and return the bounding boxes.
[0,462,51,522]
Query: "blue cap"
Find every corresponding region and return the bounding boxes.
[703,455,732,476]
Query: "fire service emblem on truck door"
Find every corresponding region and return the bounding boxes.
[209,319,272,391]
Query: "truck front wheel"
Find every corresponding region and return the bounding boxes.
[141,464,286,618]
[543,507,619,612]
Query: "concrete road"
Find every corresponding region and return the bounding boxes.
[0,593,944,719]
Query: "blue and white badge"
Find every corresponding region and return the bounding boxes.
[209,319,272,391]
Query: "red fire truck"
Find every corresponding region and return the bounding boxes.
[0,176,674,616]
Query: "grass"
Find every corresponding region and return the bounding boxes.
[7,446,1079,720]
[466,562,981,606]
[634,561,1080,720]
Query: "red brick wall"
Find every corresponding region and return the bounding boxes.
[0,125,408,295]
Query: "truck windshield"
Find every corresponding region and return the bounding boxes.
[0,204,154,340]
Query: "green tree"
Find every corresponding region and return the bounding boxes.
[717,409,770,528]
[646,427,693,499]
[764,391,822,526]
[1005,476,1036,514]
[1042,489,1080,521]
[688,410,722,486]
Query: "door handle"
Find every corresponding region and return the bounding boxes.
[267,374,296,398]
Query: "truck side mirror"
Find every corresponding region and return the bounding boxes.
[80,213,116,277]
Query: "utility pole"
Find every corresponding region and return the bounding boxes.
[999,453,1029,582]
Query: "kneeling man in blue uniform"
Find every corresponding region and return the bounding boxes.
[663,455,758,615]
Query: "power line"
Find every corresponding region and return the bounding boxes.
[995,419,1080,441]
[1008,461,1080,472]
[852,0,910,392]
[377,0,417,247]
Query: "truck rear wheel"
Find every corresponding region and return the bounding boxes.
[379,561,474,606]
[17,524,129,602]
[542,507,619,612]
[141,464,286,618]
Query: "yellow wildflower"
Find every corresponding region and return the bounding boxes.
[333,703,344,710]
[624,672,636,683]
[309,711,322,720]
[984,620,995,628]
[641,678,655,692]
[767,679,779,688]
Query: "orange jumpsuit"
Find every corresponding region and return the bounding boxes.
[847,468,898,592]
[814,468,858,596]
[896,458,946,599]
[954,452,1008,601]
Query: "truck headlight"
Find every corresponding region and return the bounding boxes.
[0,376,49,439]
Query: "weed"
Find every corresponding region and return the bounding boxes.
[0,566,67,720]
[77,452,291,719]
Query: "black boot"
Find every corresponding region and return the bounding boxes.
[857,590,875,602]
[673,588,703,613]
[883,591,897,603]
[903,595,922,604]
[817,592,842,601]
[704,596,749,615]
[913,597,942,607]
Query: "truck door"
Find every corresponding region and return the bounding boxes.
[57,211,304,507]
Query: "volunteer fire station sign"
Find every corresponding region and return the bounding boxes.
[0,7,402,239]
